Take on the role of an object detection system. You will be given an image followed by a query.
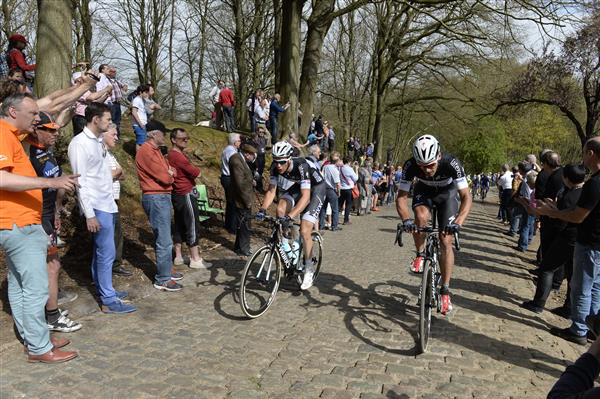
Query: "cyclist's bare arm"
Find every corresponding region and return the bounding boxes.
[288,188,310,219]
[455,187,472,225]
[396,189,411,221]
[261,184,277,210]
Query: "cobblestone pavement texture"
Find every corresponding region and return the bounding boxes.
[0,196,585,398]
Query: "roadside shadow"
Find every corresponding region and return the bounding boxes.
[301,273,420,356]
[122,235,156,282]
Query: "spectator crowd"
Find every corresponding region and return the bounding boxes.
[1,31,600,398]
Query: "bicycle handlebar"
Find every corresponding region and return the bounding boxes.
[395,224,461,251]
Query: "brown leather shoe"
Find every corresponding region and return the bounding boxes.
[23,336,70,353]
[27,348,78,363]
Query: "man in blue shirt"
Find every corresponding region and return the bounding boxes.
[268,93,289,143]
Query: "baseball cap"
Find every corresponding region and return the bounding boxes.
[9,34,27,44]
[145,120,169,134]
[35,112,60,130]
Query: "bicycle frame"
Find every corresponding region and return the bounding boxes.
[258,215,300,279]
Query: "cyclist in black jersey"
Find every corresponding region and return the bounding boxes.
[257,141,325,290]
[396,135,472,314]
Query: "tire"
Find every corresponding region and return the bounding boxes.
[418,259,433,354]
[310,232,323,281]
[239,245,282,318]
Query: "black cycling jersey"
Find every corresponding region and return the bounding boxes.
[28,142,61,229]
[398,154,468,192]
[269,157,324,193]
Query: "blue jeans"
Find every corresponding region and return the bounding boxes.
[91,210,117,305]
[509,206,523,234]
[319,188,340,229]
[518,213,535,250]
[0,224,52,355]
[142,194,173,284]
[133,124,147,145]
[110,103,122,131]
[569,243,600,336]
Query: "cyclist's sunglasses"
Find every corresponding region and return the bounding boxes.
[273,158,289,165]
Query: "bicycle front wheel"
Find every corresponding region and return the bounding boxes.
[418,259,433,354]
[310,232,323,281]
[239,246,282,318]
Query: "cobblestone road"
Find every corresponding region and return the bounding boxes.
[0,198,584,398]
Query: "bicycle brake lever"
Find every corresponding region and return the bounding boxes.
[454,231,460,251]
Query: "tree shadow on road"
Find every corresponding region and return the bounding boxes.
[320,275,566,377]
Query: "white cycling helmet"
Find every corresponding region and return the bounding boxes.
[272,141,294,159]
[412,135,440,164]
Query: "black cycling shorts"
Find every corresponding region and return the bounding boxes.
[412,182,459,230]
[280,183,326,225]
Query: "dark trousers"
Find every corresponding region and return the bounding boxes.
[499,188,512,222]
[256,153,265,191]
[540,222,565,287]
[270,120,278,143]
[222,105,234,132]
[234,208,251,253]
[171,192,201,247]
[72,115,86,136]
[221,175,236,233]
[319,188,340,229]
[532,235,574,308]
[249,111,255,132]
[110,102,122,136]
[214,103,223,129]
[113,206,123,268]
[338,188,353,223]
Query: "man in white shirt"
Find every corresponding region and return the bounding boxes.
[339,156,358,225]
[96,65,127,136]
[221,133,241,233]
[319,152,342,231]
[131,84,152,151]
[209,80,224,129]
[497,163,513,223]
[68,102,135,314]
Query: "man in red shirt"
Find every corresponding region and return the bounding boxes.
[218,83,235,133]
[168,128,212,269]
[7,34,36,75]
[136,120,183,292]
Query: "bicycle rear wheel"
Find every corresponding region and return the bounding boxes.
[239,246,282,318]
[418,259,433,353]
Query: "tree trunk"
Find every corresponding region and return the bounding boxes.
[298,19,332,131]
[78,0,92,62]
[278,0,305,137]
[232,0,248,130]
[273,0,282,91]
[35,0,72,98]
[168,0,175,120]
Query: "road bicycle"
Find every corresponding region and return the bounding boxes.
[239,214,323,319]
[395,208,460,353]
